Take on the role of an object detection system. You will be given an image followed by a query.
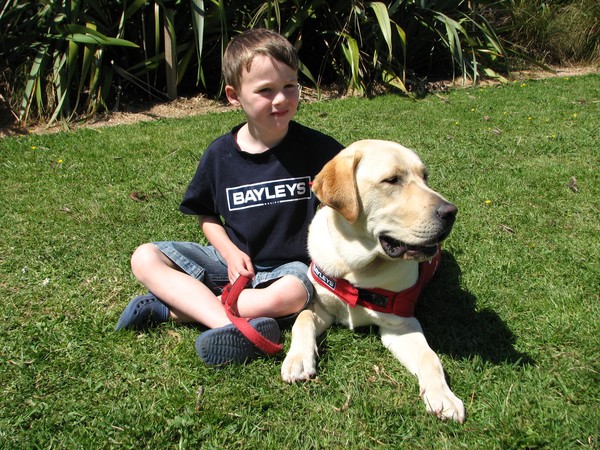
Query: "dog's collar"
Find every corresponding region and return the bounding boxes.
[309,248,441,317]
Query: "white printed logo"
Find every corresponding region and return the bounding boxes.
[226,177,311,210]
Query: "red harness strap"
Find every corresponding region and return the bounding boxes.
[221,275,283,356]
[310,249,441,318]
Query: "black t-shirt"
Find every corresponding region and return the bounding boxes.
[180,121,344,266]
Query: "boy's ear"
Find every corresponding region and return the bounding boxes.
[225,85,240,107]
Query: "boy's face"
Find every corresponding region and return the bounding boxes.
[226,55,299,135]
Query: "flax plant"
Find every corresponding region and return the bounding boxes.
[0,0,206,125]
[1,0,513,126]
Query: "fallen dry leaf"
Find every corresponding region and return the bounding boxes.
[129,191,149,202]
[567,176,579,193]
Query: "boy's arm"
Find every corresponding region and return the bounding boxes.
[199,215,255,283]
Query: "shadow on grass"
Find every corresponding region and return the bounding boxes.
[416,250,534,366]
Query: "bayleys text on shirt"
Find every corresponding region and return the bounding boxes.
[226,177,312,211]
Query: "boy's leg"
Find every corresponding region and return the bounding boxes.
[234,261,313,319]
[233,275,309,318]
[133,243,287,365]
[195,262,312,365]
[119,272,308,328]
[119,244,309,365]
[129,242,231,329]
[116,242,229,330]
[127,245,310,326]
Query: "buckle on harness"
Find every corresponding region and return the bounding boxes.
[356,288,389,309]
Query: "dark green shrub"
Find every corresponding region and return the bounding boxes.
[0,0,207,124]
[0,0,515,125]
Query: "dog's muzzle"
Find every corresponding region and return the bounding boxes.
[379,202,457,259]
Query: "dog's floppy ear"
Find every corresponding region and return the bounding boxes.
[312,149,362,223]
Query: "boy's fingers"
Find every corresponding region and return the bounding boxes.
[239,267,254,278]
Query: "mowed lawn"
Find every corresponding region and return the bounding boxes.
[1,74,598,448]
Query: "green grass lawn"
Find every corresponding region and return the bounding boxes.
[1,74,598,449]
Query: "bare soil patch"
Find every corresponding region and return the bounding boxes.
[1,65,597,138]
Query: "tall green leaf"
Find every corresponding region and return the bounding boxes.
[61,24,140,47]
[191,0,205,82]
[370,2,393,60]
[341,33,364,94]
[19,44,49,121]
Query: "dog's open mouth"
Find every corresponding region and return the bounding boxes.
[379,235,439,259]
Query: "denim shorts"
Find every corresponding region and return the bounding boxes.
[153,241,314,315]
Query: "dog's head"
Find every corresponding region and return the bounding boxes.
[312,140,457,262]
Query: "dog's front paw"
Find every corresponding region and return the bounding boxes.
[281,350,317,383]
[421,384,465,423]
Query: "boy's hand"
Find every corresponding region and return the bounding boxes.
[199,215,255,283]
[225,249,255,284]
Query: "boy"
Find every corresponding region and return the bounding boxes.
[115,28,344,365]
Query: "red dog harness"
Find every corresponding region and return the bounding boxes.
[309,249,441,318]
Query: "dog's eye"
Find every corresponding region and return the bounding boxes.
[383,176,400,184]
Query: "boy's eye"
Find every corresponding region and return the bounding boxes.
[256,83,299,95]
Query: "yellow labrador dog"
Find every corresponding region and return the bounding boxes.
[281,140,465,423]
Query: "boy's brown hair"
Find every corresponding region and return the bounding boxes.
[222,28,299,90]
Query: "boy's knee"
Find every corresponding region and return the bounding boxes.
[275,275,310,312]
[131,243,162,277]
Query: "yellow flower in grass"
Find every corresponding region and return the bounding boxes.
[485,199,492,206]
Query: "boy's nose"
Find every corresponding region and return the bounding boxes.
[272,90,288,105]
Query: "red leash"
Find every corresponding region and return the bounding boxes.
[221,275,283,356]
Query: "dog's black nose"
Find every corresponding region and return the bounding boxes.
[437,203,458,221]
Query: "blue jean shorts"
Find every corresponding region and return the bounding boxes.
[153,241,314,317]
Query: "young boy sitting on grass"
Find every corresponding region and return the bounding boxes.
[115,28,344,365]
